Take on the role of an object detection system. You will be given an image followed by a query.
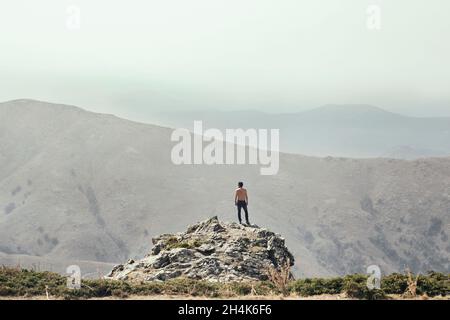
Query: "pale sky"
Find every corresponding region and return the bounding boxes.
[1,0,449,120]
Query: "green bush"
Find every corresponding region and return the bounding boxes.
[416,272,449,297]
[130,281,163,295]
[345,283,386,300]
[0,267,66,297]
[290,277,343,296]
[227,282,253,295]
[381,271,449,297]
[252,281,276,295]
[158,278,220,297]
[381,273,408,294]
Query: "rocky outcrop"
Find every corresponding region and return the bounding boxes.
[107,217,295,282]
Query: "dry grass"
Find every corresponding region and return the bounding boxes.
[403,269,419,298]
[266,259,292,296]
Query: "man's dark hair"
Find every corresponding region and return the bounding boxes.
[238,181,244,187]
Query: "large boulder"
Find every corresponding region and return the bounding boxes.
[107,216,295,282]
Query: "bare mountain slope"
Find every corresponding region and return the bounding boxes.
[0,99,449,277]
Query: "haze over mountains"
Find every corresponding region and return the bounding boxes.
[149,105,450,159]
[0,99,449,277]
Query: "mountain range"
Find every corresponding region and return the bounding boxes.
[0,99,449,277]
[149,105,450,159]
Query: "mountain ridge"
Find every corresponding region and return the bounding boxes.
[0,99,449,278]
[148,104,450,158]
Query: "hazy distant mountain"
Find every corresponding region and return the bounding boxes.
[0,99,449,277]
[382,146,448,160]
[149,105,450,158]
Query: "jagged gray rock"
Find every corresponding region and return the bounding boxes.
[107,217,295,282]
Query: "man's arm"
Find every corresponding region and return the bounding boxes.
[245,190,248,204]
[234,190,238,204]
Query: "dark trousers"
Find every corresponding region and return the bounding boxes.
[236,200,249,223]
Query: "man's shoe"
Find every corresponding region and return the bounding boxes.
[246,221,251,226]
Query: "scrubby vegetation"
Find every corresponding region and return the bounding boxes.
[0,266,448,299]
[288,272,449,300]
[164,237,204,250]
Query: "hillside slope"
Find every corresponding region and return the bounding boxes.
[0,99,449,277]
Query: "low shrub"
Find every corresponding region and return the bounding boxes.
[416,272,449,297]
[342,275,387,300]
[381,271,449,297]
[381,273,408,294]
[290,277,343,296]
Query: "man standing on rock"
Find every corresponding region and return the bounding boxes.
[234,181,250,225]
